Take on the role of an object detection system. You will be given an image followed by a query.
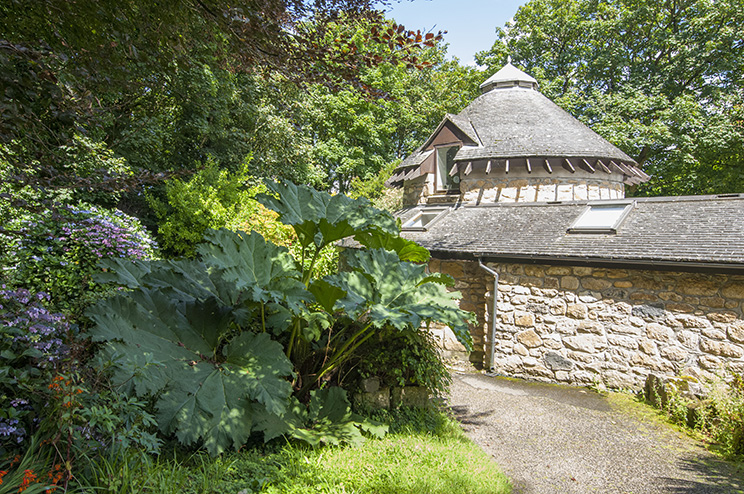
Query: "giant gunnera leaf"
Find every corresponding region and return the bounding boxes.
[88,230,301,455]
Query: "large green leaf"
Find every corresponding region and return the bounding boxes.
[87,230,303,455]
[327,249,473,349]
[256,387,387,447]
[197,229,307,309]
[256,180,399,249]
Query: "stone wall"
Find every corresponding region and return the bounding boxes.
[433,259,744,390]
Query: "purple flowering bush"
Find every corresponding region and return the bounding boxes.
[1,206,157,317]
[0,288,68,456]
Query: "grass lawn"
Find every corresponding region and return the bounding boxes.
[80,408,511,494]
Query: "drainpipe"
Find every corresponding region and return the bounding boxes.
[477,258,499,372]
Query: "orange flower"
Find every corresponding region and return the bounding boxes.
[0,469,7,485]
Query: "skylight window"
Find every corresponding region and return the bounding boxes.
[567,202,634,234]
[401,207,450,231]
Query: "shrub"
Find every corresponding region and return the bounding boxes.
[1,206,157,317]
[148,158,255,257]
[0,288,68,458]
[350,328,451,398]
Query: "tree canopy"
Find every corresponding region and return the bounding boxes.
[0,0,444,217]
[476,0,744,196]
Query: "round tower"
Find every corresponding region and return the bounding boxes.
[389,63,648,206]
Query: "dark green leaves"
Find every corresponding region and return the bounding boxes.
[259,387,387,447]
[89,184,473,454]
[257,180,398,249]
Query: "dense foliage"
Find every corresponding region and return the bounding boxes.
[87,182,473,455]
[0,206,157,316]
[477,0,744,196]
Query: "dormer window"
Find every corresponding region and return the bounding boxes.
[436,146,459,192]
[567,201,634,234]
[401,207,450,231]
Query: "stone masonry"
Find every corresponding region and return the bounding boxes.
[431,259,744,390]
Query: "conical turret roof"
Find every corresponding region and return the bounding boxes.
[389,63,648,187]
[479,62,538,92]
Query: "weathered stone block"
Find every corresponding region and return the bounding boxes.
[544,337,563,350]
[391,386,429,408]
[631,352,673,372]
[564,334,606,353]
[524,265,545,277]
[678,278,719,296]
[439,261,464,279]
[516,329,542,347]
[573,266,594,276]
[577,320,604,334]
[659,291,684,302]
[677,330,699,349]
[354,387,390,409]
[667,303,695,313]
[582,277,612,291]
[555,371,570,381]
[614,281,633,288]
[549,299,567,315]
[605,370,637,389]
[660,345,688,362]
[555,321,576,335]
[547,266,572,276]
[645,373,705,409]
[639,338,658,355]
[526,303,549,315]
[567,350,597,363]
[515,312,535,328]
[728,322,744,343]
[708,312,738,324]
[701,297,726,309]
[698,355,722,371]
[512,285,531,295]
[631,304,666,320]
[544,277,560,289]
[361,377,381,393]
[561,276,580,290]
[566,303,588,319]
[611,324,642,336]
[514,343,529,356]
[722,283,744,299]
[700,338,744,358]
[571,370,598,385]
[630,292,657,301]
[675,315,711,329]
[607,334,639,350]
[701,328,726,340]
[544,351,574,371]
[646,323,673,342]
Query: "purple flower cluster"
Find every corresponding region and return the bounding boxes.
[59,206,158,261]
[0,418,26,444]
[0,287,68,364]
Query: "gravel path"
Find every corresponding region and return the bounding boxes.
[448,371,744,494]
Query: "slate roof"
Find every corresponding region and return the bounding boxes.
[390,63,648,187]
[454,87,634,163]
[397,194,744,271]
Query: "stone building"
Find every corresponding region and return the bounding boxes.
[388,63,744,389]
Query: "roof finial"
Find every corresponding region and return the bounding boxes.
[507,55,512,64]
